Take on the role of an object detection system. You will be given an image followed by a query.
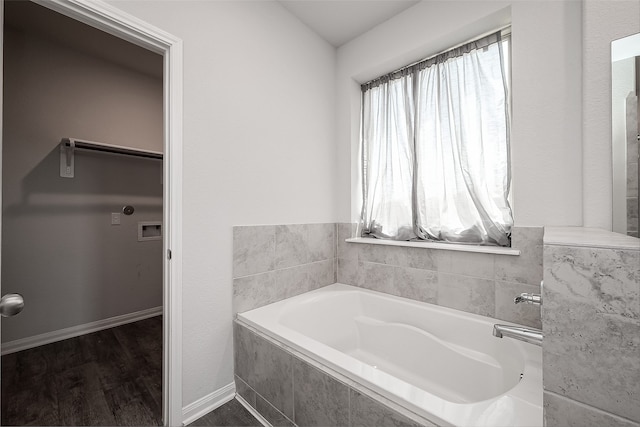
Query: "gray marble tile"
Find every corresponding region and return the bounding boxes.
[308,223,336,262]
[233,271,278,313]
[512,226,544,247]
[544,227,640,250]
[543,286,640,421]
[235,375,256,408]
[337,258,362,286]
[337,223,359,260]
[629,142,639,169]
[275,224,310,269]
[293,357,349,427]
[627,162,638,197]
[628,210,638,233]
[275,263,311,300]
[307,259,336,290]
[437,273,495,317]
[358,243,405,265]
[394,267,437,303]
[544,246,639,320]
[544,391,640,427]
[399,247,437,270]
[628,197,639,226]
[349,389,424,427]
[255,394,295,427]
[495,226,543,286]
[361,262,397,295]
[234,323,294,419]
[437,250,495,280]
[494,280,541,329]
[233,225,275,278]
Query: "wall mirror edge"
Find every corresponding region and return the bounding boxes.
[611,32,640,239]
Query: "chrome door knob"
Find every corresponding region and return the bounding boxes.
[0,293,24,317]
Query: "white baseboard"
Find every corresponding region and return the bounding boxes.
[236,394,271,427]
[181,382,236,426]
[1,306,163,355]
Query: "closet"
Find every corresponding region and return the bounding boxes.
[1,1,164,425]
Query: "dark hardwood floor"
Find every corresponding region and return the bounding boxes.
[1,316,163,426]
[188,399,261,427]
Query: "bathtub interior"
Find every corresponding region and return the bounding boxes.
[276,286,526,404]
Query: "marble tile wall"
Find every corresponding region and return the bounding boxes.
[337,224,543,328]
[233,223,336,313]
[542,228,640,427]
[233,222,542,326]
[234,321,433,427]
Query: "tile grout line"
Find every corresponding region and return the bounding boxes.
[345,258,541,287]
[241,371,295,427]
[239,322,432,427]
[263,391,291,425]
[335,223,339,283]
[291,355,295,426]
[348,386,352,427]
[545,390,640,424]
[233,258,336,281]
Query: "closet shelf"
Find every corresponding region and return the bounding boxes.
[59,137,162,178]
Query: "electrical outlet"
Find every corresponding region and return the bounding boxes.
[111,213,121,225]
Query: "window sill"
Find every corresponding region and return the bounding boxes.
[345,237,520,256]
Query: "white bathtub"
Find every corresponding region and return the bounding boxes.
[238,283,542,427]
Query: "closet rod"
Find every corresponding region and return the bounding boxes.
[61,138,163,160]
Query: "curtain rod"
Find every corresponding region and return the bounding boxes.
[362,25,511,89]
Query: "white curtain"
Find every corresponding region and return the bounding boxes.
[360,32,513,246]
[361,71,416,240]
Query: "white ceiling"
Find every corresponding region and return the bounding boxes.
[279,0,421,47]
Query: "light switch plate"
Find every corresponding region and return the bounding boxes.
[111,213,121,225]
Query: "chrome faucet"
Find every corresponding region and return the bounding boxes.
[493,282,544,345]
[515,281,542,305]
[493,324,543,346]
[514,293,542,305]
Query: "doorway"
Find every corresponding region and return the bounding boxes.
[0,0,183,425]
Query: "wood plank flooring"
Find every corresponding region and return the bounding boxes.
[1,316,162,426]
[188,399,262,427]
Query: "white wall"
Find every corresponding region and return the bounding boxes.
[2,28,164,342]
[336,0,583,227]
[105,0,337,408]
[99,0,637,414]
[582,0,640,230]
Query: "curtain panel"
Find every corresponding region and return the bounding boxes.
[360,31,513,246]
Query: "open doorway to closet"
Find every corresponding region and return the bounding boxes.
[1,1,164,424]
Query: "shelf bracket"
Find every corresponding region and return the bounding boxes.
[59,138,75,178]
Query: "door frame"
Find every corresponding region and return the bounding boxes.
[0,0,184,425]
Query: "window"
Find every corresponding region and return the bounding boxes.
[360,30,512,246]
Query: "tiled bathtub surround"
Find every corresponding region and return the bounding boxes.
[233,223,336,313]
[233,223,543,327]
[234,321,431,427]
[233,223,543,426]
[337,224,543,328]
[542,227,640,427]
